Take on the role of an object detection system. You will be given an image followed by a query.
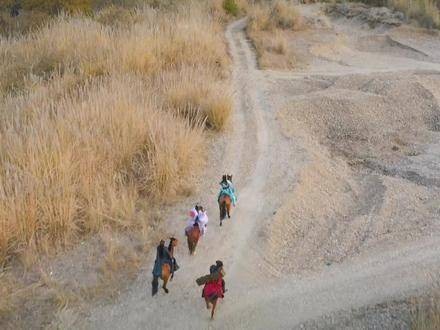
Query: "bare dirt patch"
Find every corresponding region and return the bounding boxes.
[261,5,440,276]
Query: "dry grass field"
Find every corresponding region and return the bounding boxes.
[0,0,244,327]
[0,0,231,267]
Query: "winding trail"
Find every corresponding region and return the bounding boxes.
[86,14,440,329]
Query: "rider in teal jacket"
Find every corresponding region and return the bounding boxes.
[218,176,237,206]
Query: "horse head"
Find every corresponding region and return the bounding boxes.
[169,237,178,248]
[226,174,233,182]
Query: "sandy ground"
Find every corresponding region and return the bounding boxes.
[73,5,440,329]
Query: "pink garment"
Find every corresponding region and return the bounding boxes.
[185,209,208,236]
[189,209,198,219]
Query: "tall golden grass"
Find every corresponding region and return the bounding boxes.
[0,1,232,267]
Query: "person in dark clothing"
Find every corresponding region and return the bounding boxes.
[167,237,179,279]
[152,240,172,277]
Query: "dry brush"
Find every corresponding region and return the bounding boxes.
[0,1,232,267]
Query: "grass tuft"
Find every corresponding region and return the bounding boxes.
[247,1,302,69]
[223,0,240,16]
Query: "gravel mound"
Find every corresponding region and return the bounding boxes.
[326,3,405,27]
[263,71,440,274]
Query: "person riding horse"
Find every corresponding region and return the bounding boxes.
[167,237,179,278]
[210,260,226,294]
[153,238,179,278]
[152,238,179,295]
[218,175,237,206]
[199,260,226,319]
[152,240,172,278]
[185,205,208,236]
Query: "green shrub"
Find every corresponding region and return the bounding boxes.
[223,0,239,16]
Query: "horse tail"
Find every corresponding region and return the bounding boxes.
[220,199,227,220]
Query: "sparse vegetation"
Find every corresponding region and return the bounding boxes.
[388,0,440,29]
[411,287,440,330]
[333,0,440,29]
[247,0,303,69]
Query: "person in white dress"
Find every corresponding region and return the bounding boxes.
[185,205,209,236]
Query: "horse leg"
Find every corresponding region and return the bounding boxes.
[192,238,198,255]
[187,237,191,254]
[227,201,231,219]
[152,276,159,296]
[162,275,169,294]
[211,298,218,320]
[162,265,170,293]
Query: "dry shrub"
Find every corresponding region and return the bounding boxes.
[164,68,232,130]
[411,282,440,330]
[0,1,231,267]
[0,18,114,93]
[248,0,303,32]
[271,0,303,29]
[94,5,134,26]
[0,5,229,94]
[267,30,288,54]
[247,0,302,69]
[0,76,204,264]
[20,0,93,14]
[0,10,51,36]
[210,0,248,22]
[389,0,440,28]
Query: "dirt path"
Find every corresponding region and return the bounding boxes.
[84,10,440,330]
[85,17,290,328]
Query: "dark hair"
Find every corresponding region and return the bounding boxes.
[215,260,223,268]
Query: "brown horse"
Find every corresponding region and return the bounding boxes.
[186,224,201,255]
[152,238,178,296]
[218,194,231,226]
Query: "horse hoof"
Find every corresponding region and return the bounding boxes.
[163,287,169,294]
[219,222,222,226]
